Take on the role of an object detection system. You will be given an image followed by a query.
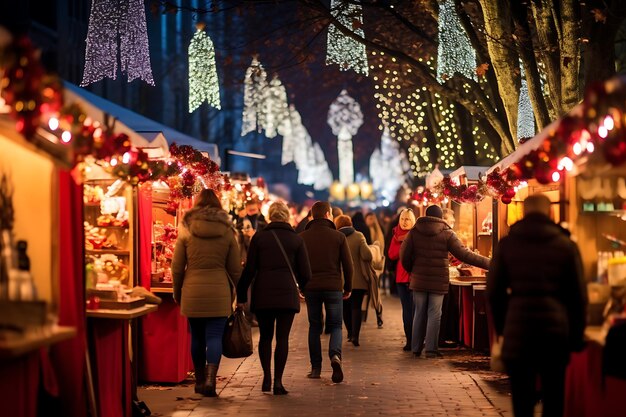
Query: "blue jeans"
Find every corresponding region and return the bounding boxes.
[396,283,414,344]
[305,290,343,368]
[188,317,228,367]
[411,291,444,354]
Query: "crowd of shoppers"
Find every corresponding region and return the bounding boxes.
[171,191,588,417]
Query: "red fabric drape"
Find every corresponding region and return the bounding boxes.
[89,319,132,417]
[460,287,474,347]
[49,168,87,417]
[0,352,40,417]
[137,185,152,289]
[140,295,192,383]
[564,342,626,417]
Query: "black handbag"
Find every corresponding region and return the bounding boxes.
[222,309,253,358]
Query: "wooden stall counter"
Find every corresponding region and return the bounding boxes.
[87,304,158,320]
[0,325,76,359]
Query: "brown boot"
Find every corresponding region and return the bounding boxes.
[203,364,219,397]
[194,365,206,394]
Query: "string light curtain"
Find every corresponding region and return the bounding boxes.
[81,0,154,86]
[327,89,363,186]
[436,0,476,83]
[241,57,268,136]
[262,75,290,138]
[188,23,221,112]
[326,0,368,76]
[517,61,535,140]
[369,126,411,201]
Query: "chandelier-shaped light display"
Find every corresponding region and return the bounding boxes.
[81,0,154,86]
[436,0,476,83]
[326,0,368,76]
[281,105,332,190]
[369,127,411,201]
[517,61,535,140]
[241,57,268,136]
[328,89,363,186]
[262,75,290,138]
[188,24,221,112]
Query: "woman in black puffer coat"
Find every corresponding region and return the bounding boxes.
[237,202,311,395]
[401,205,490,358]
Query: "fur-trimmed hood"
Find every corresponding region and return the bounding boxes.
[182,206,235,239]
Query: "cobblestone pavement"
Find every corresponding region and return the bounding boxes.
[139,295,513,417]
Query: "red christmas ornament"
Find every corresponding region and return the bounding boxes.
[603,137,626,166]
[504,188,516,198]
[501,195,512,205]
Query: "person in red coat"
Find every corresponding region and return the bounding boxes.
[387,208,416,351]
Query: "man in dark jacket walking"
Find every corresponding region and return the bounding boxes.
[487,194,587,417]
[300,201,354,383]
[401,205,490,358]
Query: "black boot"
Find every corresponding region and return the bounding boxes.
[194,365,206,394]
[203,364,219,397]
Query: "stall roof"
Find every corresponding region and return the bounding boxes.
[63,82,220,164]
[449,166,490,181]
[487,104,583,174]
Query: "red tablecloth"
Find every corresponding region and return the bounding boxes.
[459,286,474,347]
[140,295,192,383]
[564,342,626,417]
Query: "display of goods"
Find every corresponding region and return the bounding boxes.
[84,222,119,250]
[84,184,104,204]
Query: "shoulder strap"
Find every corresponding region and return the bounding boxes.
[270,230,299,290]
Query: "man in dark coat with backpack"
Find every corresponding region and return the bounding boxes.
[487,194,587,417]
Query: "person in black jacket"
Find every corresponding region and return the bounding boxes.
[487,194,587,417]
[237,202,312,395]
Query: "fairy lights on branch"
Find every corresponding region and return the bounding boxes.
[517,61,535,141]
[81,0,154,86]
[326,0,368,76]
[188,23,221,112]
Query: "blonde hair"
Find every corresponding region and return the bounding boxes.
[399,208,416,225]
[268,201,290,223]
[334,215,353,229]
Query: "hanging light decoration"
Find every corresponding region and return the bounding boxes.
[517,61,535,140]
[327,89,363,186]
[241,57,268,136]
[261,75,290,138]
[81,0,154,86]
[436,0,476,83]
[326,0,368,76]
[369,126,411,201]
[188,22,221,112]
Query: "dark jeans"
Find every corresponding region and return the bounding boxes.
[188,316,228,367]
[305,290,343,368]
[396,283,414,344]
[342,289,366,340]
[507,360,567,417]
[256,310,295,385]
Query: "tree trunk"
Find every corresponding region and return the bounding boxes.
[478,0,521,143]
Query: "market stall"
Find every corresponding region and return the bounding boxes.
[484,75,626,415]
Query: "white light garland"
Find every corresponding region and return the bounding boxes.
[326,0,368,76]
[188,25,221,112]
[328,90,363,186]
[436,0,476,83]
[369,127,411,201]
[81,0,154,86]
[261,76,290,139]
[517,61,535,140]
[241,57,268,136]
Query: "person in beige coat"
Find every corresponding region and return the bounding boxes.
[335,215,373,347]
[171,189,241,397]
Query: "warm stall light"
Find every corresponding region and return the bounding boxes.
[48,117,59,130]
[573,142,583,155]
[61,130,72,143]
[93,127,102,138]
[558,157,574,172]
[110,158,118,167]
[586,142,595,153]
[552,171,561,182]
[382,199,389,207]
[122,152,131,164]
[598,125,608,139]
[603,115,614,131]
